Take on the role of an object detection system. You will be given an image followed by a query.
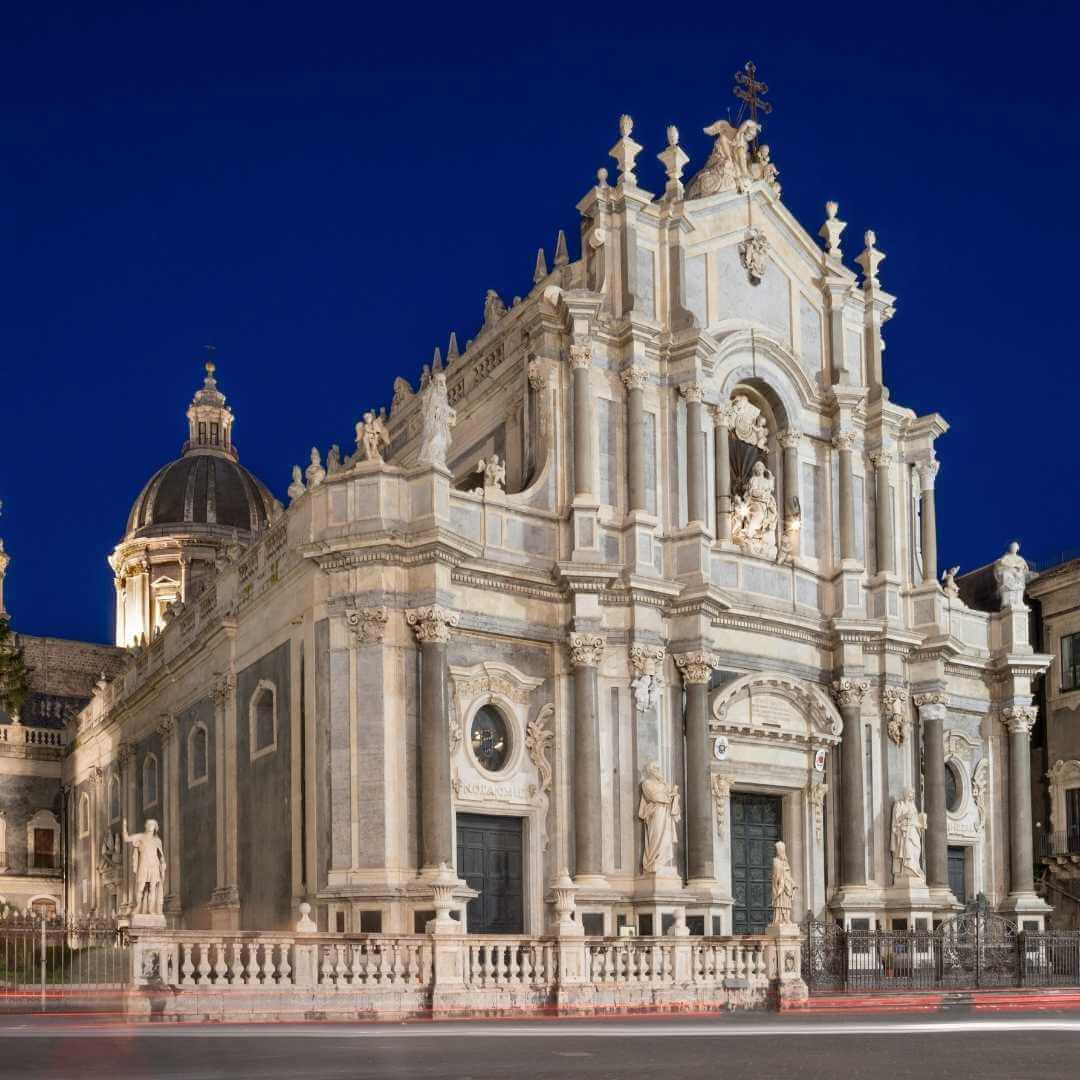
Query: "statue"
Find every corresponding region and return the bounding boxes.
[287,465,305,502]
[890,789,927,881]
[770,841,796,925]
[686,118,760,199]
[416,370,457,470]
[305,447,325,488]
[730,460,778,557]
[738,227,769,285]
[483,289,507,326]
[994,541,1028,607]
[753,144,780,196]
[390,376,413,416]
[476,454,506,492]
[326,444,341,475]
[98,830,121,875]
[638,762,681,874]
[942,565,960,598]
[123,818,166,916]
[355,410,390,464]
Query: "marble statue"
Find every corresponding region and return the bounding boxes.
[890,789,927,881]
[287,465,305,502]
[942,565,960,598]
[726,394,769,449]
[753,144,780,196]
[483,289,507,326]
[994,541,1028,607]
[390,376,413,416]
[638,762,681,874]
[305,447,325,488]
[416,370,457,469]
[686,118,760,199]
[731,461,778,557]
[771,841,796,925]
[98,830,121,875]
[123,818,166,915]
[476,454,506,492]
[326,444,341,474]
[356,410,390,463]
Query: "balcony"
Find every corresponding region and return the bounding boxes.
[1041,830,1080,859]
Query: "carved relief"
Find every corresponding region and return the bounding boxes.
[730,461,778,558]
[685,118,760,198]
[406,605,459,644]
[568,632,605,668]
[881,686,909,746]
[720,395,769,449]
[346,606,389,645]
[674,650,717,686]
[808,781,827,842]
[711,773,731,834]
[629,645,665,712]
[738,227,769,285]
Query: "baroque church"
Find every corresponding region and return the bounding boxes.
[8,103,1054,939]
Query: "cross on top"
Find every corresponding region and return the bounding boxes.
[733,61,772,127]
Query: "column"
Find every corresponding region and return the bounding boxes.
[570,344,595,497]
[117,743,134,910]
[870,449,895,575]
[914,693,949,891]
[621,366,648,512]
[406,605,460,870]
[780,429,802,557]
[114,575,126,647]
[1003,706,1038,897]
[158,714,181,915]
[141,553,153,641]
[833,432,856,561]
[178,554,190,604]
[569,631,606,882]
[711,404,732,542]
[209,673,239,924]
[680,383,706,526]
[918,458,940,585]
[831,679,869,887]
[675,651,718,883]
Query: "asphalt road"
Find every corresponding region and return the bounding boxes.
[1,1012,1078,1079]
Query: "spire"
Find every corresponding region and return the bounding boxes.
[447,332,460,362]
[533,247,548,283]
[553,230,569,267]
[432,346,443,372]
[185,352,236,458]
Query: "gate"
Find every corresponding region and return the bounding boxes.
[0,911,130,1008]
[803,907,1080,994]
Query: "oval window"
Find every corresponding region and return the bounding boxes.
[945,762,963,813]
[470,705,510,773]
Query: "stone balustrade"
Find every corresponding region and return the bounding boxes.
[0,723,66,751]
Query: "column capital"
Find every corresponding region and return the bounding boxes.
[629,644,665,677]
[527,356,549,390]
[679,382,705,404]
[211,672,237,707]
[1002,705,1037,736]
[831,678,869,708]
[917,456,940,490]
[709,399,736,428]
[675,650,719,685]
[868,448,895,468]
[620,365,648,393]
[913,691,949,709]
[346,605,389,645]
[156,714,176,741]
[832,430,857,452]
[116,741,134,765]
[568,631,606,668]
[569,343,592,370]
[778,428,802,450]
[406,605,459,644]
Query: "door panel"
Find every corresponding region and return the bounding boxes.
[456,813,524,933]
[731,793,783,934]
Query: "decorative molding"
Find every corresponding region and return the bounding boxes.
[831,678,869,709]
[674,650,718,685]
[738,227,769,285]
[881,686,909,746]
[808,780,827,841]
[713,671,844,740]
[406,605,459,644]
[711,773,731,833]
[525,703,555,796]
[345,606,389,645]
[568,632,606,668]
[449,661,544,708]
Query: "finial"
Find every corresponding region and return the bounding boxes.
[609,114,643,187]
[432,346,443,372]
[533,247,548,283]
[619,113,633,137]
[855,229,885,285]
[447,332,460,362]
[658,123,690,199]
[818,200,847,260]
[733,60,772,130]
[554,230,569,267]
[596,167,609,190]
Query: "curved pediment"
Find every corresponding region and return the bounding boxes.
[710,671,842,744]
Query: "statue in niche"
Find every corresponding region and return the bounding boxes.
[416,370,457,470]
[994,542,1028,608]
[123,818,166,915]
[730,460,778,557]
[890,789,927,881]
[771,841,797,925]
[638,762,681,874]
[356,410,390,464]
[686,118,760,199]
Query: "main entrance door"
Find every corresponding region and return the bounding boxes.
[731,793,783,934]
[456,813,524,934]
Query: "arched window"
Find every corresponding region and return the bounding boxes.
[108,774,121,823]
[78,792,90,837]
[249,680,277,760]
[142,753,159,809]
[188,722,209,787]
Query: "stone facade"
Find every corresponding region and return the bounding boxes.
[44,109,1054,939]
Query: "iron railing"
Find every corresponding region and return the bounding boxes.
[1041,830,1080,858]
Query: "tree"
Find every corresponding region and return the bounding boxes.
[0,616,31,720]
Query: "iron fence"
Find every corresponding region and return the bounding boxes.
[803,909,1080,994]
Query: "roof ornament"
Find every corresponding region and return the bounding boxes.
[533,247,548,284]
[819,201,846,260]
[732,60,772,136]
[553,230,569,268]
[483,289,507,327]
[305,447,325,488]
[447,332,460,363]
[657,125,690,200]
[608,114,642,187]
[855,230,885,286]
[432,346,443,373]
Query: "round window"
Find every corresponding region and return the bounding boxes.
[470,704,510,773]
[945,762,963,813]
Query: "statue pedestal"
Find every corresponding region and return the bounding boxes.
[129,913,167,930]
[766,921,808,1008]
[884,875,936,929]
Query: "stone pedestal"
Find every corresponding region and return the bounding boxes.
[766,921,808,1008]
[883,875,936,928]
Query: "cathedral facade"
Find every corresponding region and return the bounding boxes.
[59,111,1052,938]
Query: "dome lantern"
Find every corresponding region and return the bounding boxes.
[184,360,236,458]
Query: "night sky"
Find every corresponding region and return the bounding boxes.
[5,3,1079,645]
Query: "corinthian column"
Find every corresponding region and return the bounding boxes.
[914,692,949,891]
[406,605,460,870]
[675,650,719,883]
[779,429,802,557]
[621,366,648,513]
[1002,705,1038,898]
[832,679,869,887]
[570,344,595,497]
[569,631,606,883]
[711,403,732,541]
[870,449,895,575]
[833,431,857,562]
[918,457,940,585]
[680,383,706,526]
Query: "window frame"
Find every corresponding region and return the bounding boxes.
[142,752,159,810]
[248,679,278,761]
[187,721,210,788]
[78,791,90,838]
[1062,632,1080,693]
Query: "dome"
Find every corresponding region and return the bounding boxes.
[125,453,275,539]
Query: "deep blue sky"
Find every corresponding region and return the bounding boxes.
[4,3,1079,644]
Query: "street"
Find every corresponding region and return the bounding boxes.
[0,1012,1078,1079]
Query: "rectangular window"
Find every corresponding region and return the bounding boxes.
[34,828,55,869]
[198,421,207,444]
[1062,632,1080,692]
[210,422,219,445]
[1066,788,1080,847]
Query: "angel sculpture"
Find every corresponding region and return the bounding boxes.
[686,118,760,199]
[355,410,390,463]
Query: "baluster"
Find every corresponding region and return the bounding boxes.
[227,942,239,985]
[213,941,228,984]
[278,942,292,985]
[507,943,520,985]
[378,942,392,984]
[346,943,359,986]
[196,943,212,985]
[181,943,195,986]
[520,944,534,987]
[483,944,496,986]
[393,940,403,986]
[332,943,344,986]
[241,942,255,985]
[319,945,331,986]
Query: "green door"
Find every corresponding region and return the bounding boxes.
[731,793,782,934]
